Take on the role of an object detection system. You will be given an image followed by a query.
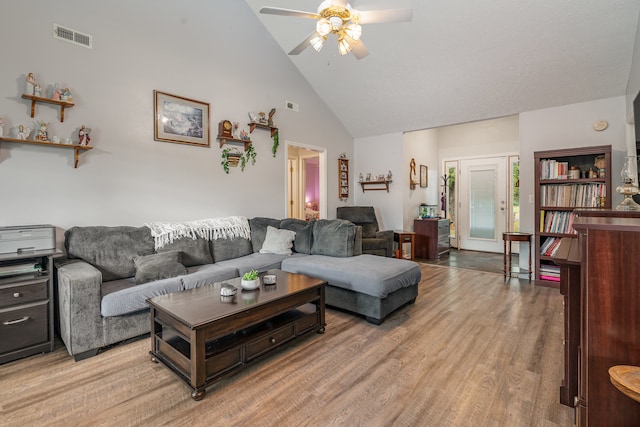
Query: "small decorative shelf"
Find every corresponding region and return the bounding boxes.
[217,136,251,151]
[248,123,278,137]
[360,180,392,192]
[0,137,92,168]
[21,94,74,122]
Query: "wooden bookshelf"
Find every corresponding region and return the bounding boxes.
[533,145,611,286]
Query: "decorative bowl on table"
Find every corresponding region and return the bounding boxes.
[240,278,260,290]
[263,274,276,285]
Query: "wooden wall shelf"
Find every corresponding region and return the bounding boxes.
[0,137,92,168]
[360,180,392,192]
[217,136,251,150]
[21,94,74,122]
[248,123,278,137]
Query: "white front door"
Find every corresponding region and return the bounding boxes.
[458,157,507,253]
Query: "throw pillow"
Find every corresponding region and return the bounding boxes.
[133,251,187,285]
[280,218,314,254]
[157,237,213,267]
[259,226,296,255]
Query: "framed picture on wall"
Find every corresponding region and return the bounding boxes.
[420,165,428,187]
[154,90,210,147]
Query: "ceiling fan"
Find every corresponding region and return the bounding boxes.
[259,0,412,59]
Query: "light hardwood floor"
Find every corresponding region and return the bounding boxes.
[0,264,574,427]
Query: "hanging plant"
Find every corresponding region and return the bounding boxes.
[271,130,279,157]
[221,148,241,174]
[246,143,257,166]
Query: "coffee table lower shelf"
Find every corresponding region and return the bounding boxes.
[149,283,325,400]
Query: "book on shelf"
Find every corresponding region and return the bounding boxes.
[539,183,606,208]
[0,262,42,277]
[539,159,569,180]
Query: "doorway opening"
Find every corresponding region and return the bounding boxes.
[286,142,327,221]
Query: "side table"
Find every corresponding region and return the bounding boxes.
[393,231,415,260]
[502,232,532,281]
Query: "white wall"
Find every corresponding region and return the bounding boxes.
[402,129,439,231]
[0,0,354,245]
[437,115,520,160]
[353,133,403,230]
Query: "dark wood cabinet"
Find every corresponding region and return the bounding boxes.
[414,218,449,260]
[564,212,640,426]
[0,249,58,364]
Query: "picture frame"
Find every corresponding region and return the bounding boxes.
[420,165,428,187]
[154,90,210,147]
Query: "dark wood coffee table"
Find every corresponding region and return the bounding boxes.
[148,269,326,400]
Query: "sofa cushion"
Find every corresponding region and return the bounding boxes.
[157,237,213,267]
[101,276,183,317]
[280,218,314,254]
[133,251,187,285]
[311,219,357,257]
[65,226,155,281]
[259,226,296,255]
[281,254,421,299]
[249,217,281,253]
[210,236,253,262]
[181,264,240,290]
[216,252,305,277]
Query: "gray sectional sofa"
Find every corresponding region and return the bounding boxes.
[55,217,421,361]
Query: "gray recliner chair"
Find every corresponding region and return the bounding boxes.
[337,206,393,257]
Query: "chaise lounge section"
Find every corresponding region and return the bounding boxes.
[55,217,421,360]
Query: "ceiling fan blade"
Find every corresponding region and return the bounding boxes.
[358,9,413,24]
[259,7,320,20]
[288,31,318,55]
[344,35,369,59]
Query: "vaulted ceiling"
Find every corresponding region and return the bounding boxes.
[244,0,640,138]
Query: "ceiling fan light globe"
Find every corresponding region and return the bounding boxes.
[329,16,343,31]
[344,23,362,41]
[337,36,352,55]
[316,18,332,36]
[310,34,326,52]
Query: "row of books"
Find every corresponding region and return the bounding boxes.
[539,263,561,282]
[540,159,570,180]
[539,237,563,257]
[539,183,606,207]
[539,210,576,234]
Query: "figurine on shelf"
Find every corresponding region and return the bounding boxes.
[240,129,250,141]
[34,83,42,97]
[16,124,30,140]
[387,170,392,180]
[248,111,257,123]
[51,84,61,101]
[78,125,91,145]
[34,120,49,141]
[232,122,239,139]
[359,173,363,182]
[25,73,35,95]
[268,108,276,127]
[0,117,4,138]
[61,88,72,102]
[257,112,267,125]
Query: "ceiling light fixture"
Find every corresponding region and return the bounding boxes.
[260,1,413,60]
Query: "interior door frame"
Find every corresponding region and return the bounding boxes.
[285,140,327,220]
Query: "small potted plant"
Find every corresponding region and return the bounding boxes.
[241,269,260,290]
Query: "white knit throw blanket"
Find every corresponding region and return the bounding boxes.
[144,216,251,250]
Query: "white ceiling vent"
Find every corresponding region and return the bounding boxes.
[53,24,92,49]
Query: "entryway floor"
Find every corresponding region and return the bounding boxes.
[418,248,516,276]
